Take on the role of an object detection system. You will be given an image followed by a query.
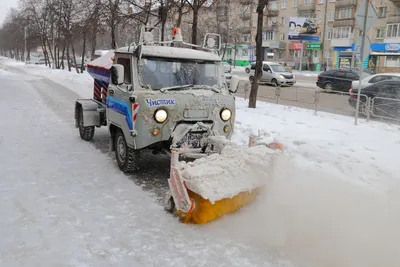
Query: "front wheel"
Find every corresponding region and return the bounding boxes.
[271,79,279,87]
[78,108,95,141]
[245,68,250,73]
[115,130,140,173]
[249,76,254,82]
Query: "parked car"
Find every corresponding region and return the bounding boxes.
[316,69,370,92]
[351,73,400,90]
[349,80,400,118]
[222,62,232,88]
[248,61,296,87]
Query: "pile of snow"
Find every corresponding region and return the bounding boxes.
[181,144,279,203]
[87,50,115,70]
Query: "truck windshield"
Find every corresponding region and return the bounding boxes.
[139,57,222,90]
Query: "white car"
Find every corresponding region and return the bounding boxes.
[351,73,400,90]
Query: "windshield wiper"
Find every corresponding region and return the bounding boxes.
[160,84,193,92]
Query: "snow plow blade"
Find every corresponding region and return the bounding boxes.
[166,136,283,224]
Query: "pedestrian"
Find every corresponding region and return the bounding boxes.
[322,61,327,72]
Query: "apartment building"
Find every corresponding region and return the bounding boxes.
[219,0,400,72]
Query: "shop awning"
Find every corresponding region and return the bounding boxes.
[370,52,400,56]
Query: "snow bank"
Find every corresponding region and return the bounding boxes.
[181,144,279,203]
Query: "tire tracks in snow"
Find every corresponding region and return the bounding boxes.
[1,63,171,207]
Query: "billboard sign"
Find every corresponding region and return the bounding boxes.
[287,17,321,42]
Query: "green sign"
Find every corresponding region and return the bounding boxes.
[306,42,322,50]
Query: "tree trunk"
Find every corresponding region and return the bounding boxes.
[248,0,268,108]
[111,24,116,49]
[81,30,87,73]
[72,44,79,74]
[176,1,184,27]
[66,42,71,72]
[192,7,199,45]
[61,40,66,70]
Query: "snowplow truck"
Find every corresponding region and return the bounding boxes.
[74,26,282,224]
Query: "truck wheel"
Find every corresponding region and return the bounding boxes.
[78,108,95,141]
[115,130,139,173]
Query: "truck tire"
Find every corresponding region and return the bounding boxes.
[115,129,140,173]
[78,108,95,141]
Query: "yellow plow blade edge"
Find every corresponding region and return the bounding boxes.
[177,188,261,224]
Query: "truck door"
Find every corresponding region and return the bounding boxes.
[107,56,134,132]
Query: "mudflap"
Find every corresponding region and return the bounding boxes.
[75,99,104,128]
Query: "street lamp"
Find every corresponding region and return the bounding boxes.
[316,7,328,65]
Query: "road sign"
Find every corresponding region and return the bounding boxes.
[355,0,377,32]
[354,37,371,60]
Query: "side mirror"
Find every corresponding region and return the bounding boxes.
[110,64,124,85]
[229,75,242,93]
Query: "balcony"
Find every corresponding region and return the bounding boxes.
[297,4,316,12]
[238,0,253,5]
[240,12,251,20]
[333,18,355,27]
[335,0,357,7]
[330,38,354,47]
[391,0,400,6]
[239,26,251,34]
[388,14,400,23]
[263,25,278,32]
[265,9,280,17]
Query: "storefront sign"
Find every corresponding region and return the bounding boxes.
[289,42,303,50]
[306,42,322,50]
[385,43,400,51]
[371,43,400,52]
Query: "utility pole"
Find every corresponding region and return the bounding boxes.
[354,0,369,125]
[321,0,328,64]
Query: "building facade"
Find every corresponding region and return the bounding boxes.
[218,0,400,72]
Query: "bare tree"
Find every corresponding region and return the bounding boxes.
[248,0,268,108]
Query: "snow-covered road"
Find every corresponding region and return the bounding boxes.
[0,66,295,266]
[1,58,400,267]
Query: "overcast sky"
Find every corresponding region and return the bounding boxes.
[0,0,19,26]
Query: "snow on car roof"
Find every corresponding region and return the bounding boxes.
[115,45,221,62]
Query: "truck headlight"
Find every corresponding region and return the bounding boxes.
[154,109,168,123]
[220,108,232,121]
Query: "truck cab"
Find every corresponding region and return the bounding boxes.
[75,27,238,173]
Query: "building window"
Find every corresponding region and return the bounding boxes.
[387,24,400,38]
[318,0,324,4]
[376,28,385,39]
[281,0,287,8]
[280,33,285,41]
[269,1,278,9]
[335,7,354,19]
[328,30,332,39]
[304,0,313,4]
[333,27,353,39]
[265,31,275,40]
[359,30,363,36]
[293,0,298,7]
[281,17,285,25]
[327,11,335,21]
[377,6,388,18]
[242,35,249,42]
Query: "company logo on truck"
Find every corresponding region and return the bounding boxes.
[145,99,175,107]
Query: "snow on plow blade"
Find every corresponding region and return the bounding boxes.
[167,137,283,224]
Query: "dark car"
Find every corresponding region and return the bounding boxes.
[349,80,400,119]
[316,69,370,92]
